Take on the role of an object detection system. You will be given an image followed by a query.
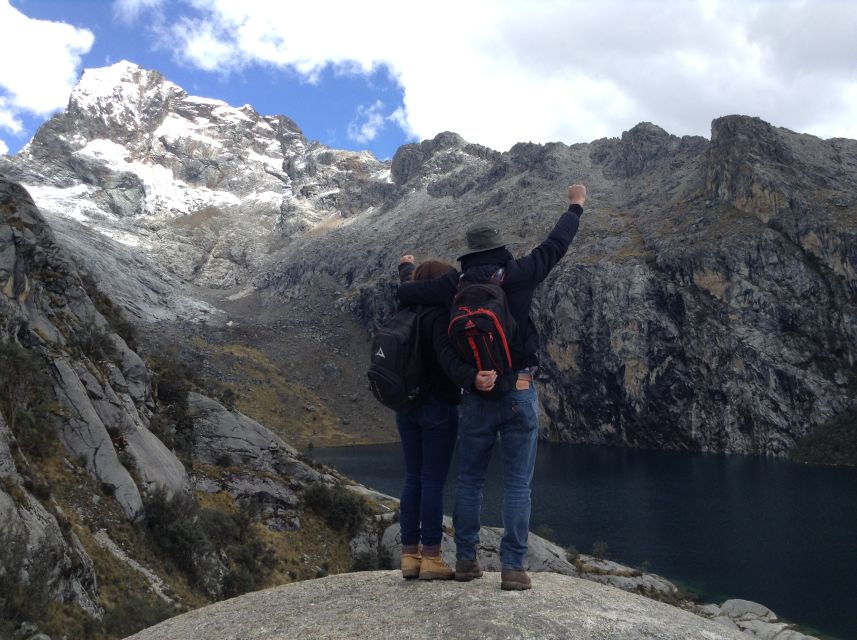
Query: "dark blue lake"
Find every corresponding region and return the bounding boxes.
[312,442,857,640]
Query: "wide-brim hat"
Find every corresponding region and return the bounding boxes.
[457,221,507,261]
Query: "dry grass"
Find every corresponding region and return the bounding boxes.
[190,338,369,447]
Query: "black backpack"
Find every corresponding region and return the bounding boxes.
[367,307,424,410]
[448,269,516,377]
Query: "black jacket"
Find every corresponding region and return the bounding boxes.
[398,262,477,403]
[398,204,583,372]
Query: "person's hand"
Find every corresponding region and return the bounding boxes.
[568,184,587,206]
[400,254,415,264]
[474,370,497,392]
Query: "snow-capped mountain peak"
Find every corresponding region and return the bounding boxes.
[0,61,392,317]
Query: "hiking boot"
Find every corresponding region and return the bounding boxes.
[454,559,484,582]
[418,555,454,580]
[501,569,532,591]
[401,553,421,580]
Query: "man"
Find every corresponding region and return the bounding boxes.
[398,184,587,590]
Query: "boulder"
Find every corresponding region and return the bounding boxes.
[720,599,777,623]
[187,392,327,485]
[52,357,144,521]
[125,571,749,640]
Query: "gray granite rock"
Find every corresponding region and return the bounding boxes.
[187,392,326,485]
[125,571,749,640]
[720,599,777,622]
[52,357,144,521]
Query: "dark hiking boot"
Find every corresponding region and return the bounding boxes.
[501,569,532,591]
[454,559,484,582]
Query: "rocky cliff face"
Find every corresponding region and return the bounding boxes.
[0,175,384,637]
[270,119,857,455]
[2,62,855,458]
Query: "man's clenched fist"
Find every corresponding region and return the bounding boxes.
[568,184,587,206]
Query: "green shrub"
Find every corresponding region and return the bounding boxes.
[565,545,580,564]
[0,341,57,459]
[592,540,609,560]
[0,521,53,625]
[78,269,138,351]
[147,349,196,457]
[100,595,174,638]
[351,547,392,572]
[69,321,117,363]
[145,490,275,598]
[304,483,372,538]
[533,524,556,542]
[791,410,857,466]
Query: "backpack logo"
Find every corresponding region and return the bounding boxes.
[465,320,476,330]
[375,347,385,359]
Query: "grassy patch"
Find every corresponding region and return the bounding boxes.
[189,339,361,447]
[303,483,373,538]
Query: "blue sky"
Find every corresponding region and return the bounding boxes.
[2,0,412,159]
[1,0,856,161]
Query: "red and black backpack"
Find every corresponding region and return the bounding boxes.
[448,269,516,378]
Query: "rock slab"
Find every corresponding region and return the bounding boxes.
[126,571,748,640]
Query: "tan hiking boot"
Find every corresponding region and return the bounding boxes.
[401,553,421,579]
[454,559,484,582]
[418,555,454,580]
[501,569,532,590]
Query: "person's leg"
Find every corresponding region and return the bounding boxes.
[396,409,423,577]
[497,382,539,575]
[417,401,459,551]
[453,393,498,566]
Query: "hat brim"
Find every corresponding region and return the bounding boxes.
[457,241,507,262]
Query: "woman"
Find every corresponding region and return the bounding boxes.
[396,255,496,580]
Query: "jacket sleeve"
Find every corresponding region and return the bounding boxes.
[513,204,583,286]
[398,261,416,283]
[432,313,477,390]
[398,269,459,307]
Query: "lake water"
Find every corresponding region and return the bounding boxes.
[312,442,857,639]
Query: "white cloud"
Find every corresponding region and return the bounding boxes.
[113,0,165,24]
[347,100,387,144]
[0,0,94,129]
[158,0,857,149]
[0,138,8,156]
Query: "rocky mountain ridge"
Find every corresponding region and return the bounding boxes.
[1,61,855,459]
[271,117,857,456]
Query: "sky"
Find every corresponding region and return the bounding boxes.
[1,0,856,161]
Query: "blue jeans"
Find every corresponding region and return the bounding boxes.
[453,381,539,570]
[396,400,459,547]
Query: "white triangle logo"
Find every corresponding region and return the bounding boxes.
[375,347,385,359]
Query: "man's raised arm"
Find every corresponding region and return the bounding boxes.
[514,184,587,286]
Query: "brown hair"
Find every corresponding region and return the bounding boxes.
[413,260,456,281]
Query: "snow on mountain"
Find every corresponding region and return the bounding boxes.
[0,60,392,320]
